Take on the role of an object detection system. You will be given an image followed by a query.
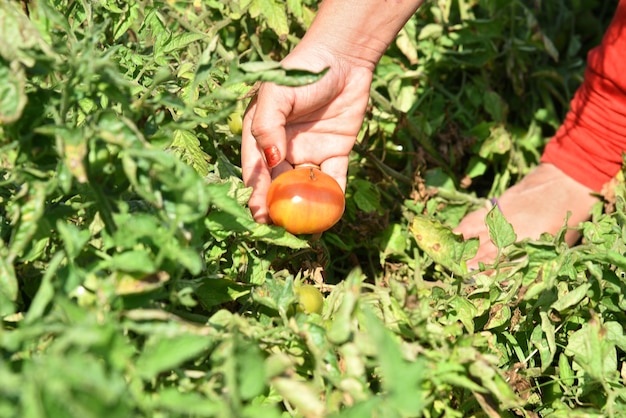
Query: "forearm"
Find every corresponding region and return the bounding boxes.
[541,0,626,191]
[288,0,425,70]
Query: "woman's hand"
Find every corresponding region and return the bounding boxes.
[241,50,373,223]
[240,0,424,223]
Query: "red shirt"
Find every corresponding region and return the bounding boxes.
[541,0,626,191]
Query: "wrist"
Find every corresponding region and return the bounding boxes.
[295,0,425,70]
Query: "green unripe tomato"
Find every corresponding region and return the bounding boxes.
[295,285,324,314]
[227,111,243,135]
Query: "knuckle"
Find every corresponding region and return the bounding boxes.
[250,122,275,141]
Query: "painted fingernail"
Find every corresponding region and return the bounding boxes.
[263,146,281,168]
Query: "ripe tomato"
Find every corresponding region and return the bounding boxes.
[266,165,345,234]
[295,284,324,314]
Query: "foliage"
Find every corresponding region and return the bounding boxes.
[1,0,624,417]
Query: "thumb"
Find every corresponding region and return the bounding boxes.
[246,84,293,168]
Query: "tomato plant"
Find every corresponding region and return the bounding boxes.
[2,1,625,418]
[267,165,345,234]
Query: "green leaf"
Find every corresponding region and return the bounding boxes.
[236,340,267,400]
[136,334,213,379]
[0,62,27,124]
[56,221,91,260]
[523,256,562,300]
[448,296,478,333]
[253,227,309,250]
[166,245,203,275]
[204,203,308,249]
[483,91,508,123]
[329,398,388,418]
[565,318,618,381]
[534,311,556,372]
[327,269,364,344]
[484,303,510,330]
[163,32,207,53]
[110,213,163,248]
[351,179,382,213]
[396,18,419,64]
[465,156,488,179]
[235,62,328,87]
[558,353,575,386]
[431,361,486,393]
[196,279,251,310]
[251,275,295,314]
[8,181,47,260]
[468,359,521,409]
[541,31,560,62]
[600,251,626,270]
[409,214,474,276]
[121,148,211,223]
[272,378,326,418]
[0,0,51,65]
[249,0,289,37]
[20,352,134,418]
[286,0,303,21]
[551,283,591,313]
[107,250,157,274]
[418,23,444,40]
[241,404,283,418]
[379,223,408,265]
[485,205,517,249]
[389,78,418,112]
[362,308,429,415]
[169,129,212,176]
[424,167,455,190]
[0,243,17,316]
[24,251,65,325]
[152,388,224,416]
[478,124,512,158]
[111,2,141,41]
[604,321,626,353]
[205,182,251,218]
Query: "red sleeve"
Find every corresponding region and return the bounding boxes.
[541,0,626,192]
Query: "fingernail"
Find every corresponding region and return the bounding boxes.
[263,146,281,168]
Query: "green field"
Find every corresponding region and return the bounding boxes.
[1,0,625,416]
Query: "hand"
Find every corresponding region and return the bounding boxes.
[240,0,424,223]
[241,49,374,223]
[454,164,598,269]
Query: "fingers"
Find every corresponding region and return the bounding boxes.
[241,100,273,223]
[466,240,499,271]
[243,86,300,222]
[247,84,292,169]
[453,207,489,241]
[454,208,498,270]
[320,156,349,192]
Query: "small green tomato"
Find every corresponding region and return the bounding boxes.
[295,284,324,314]
[227,111,243,135]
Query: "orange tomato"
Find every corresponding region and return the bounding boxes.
[266,165,345,234]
